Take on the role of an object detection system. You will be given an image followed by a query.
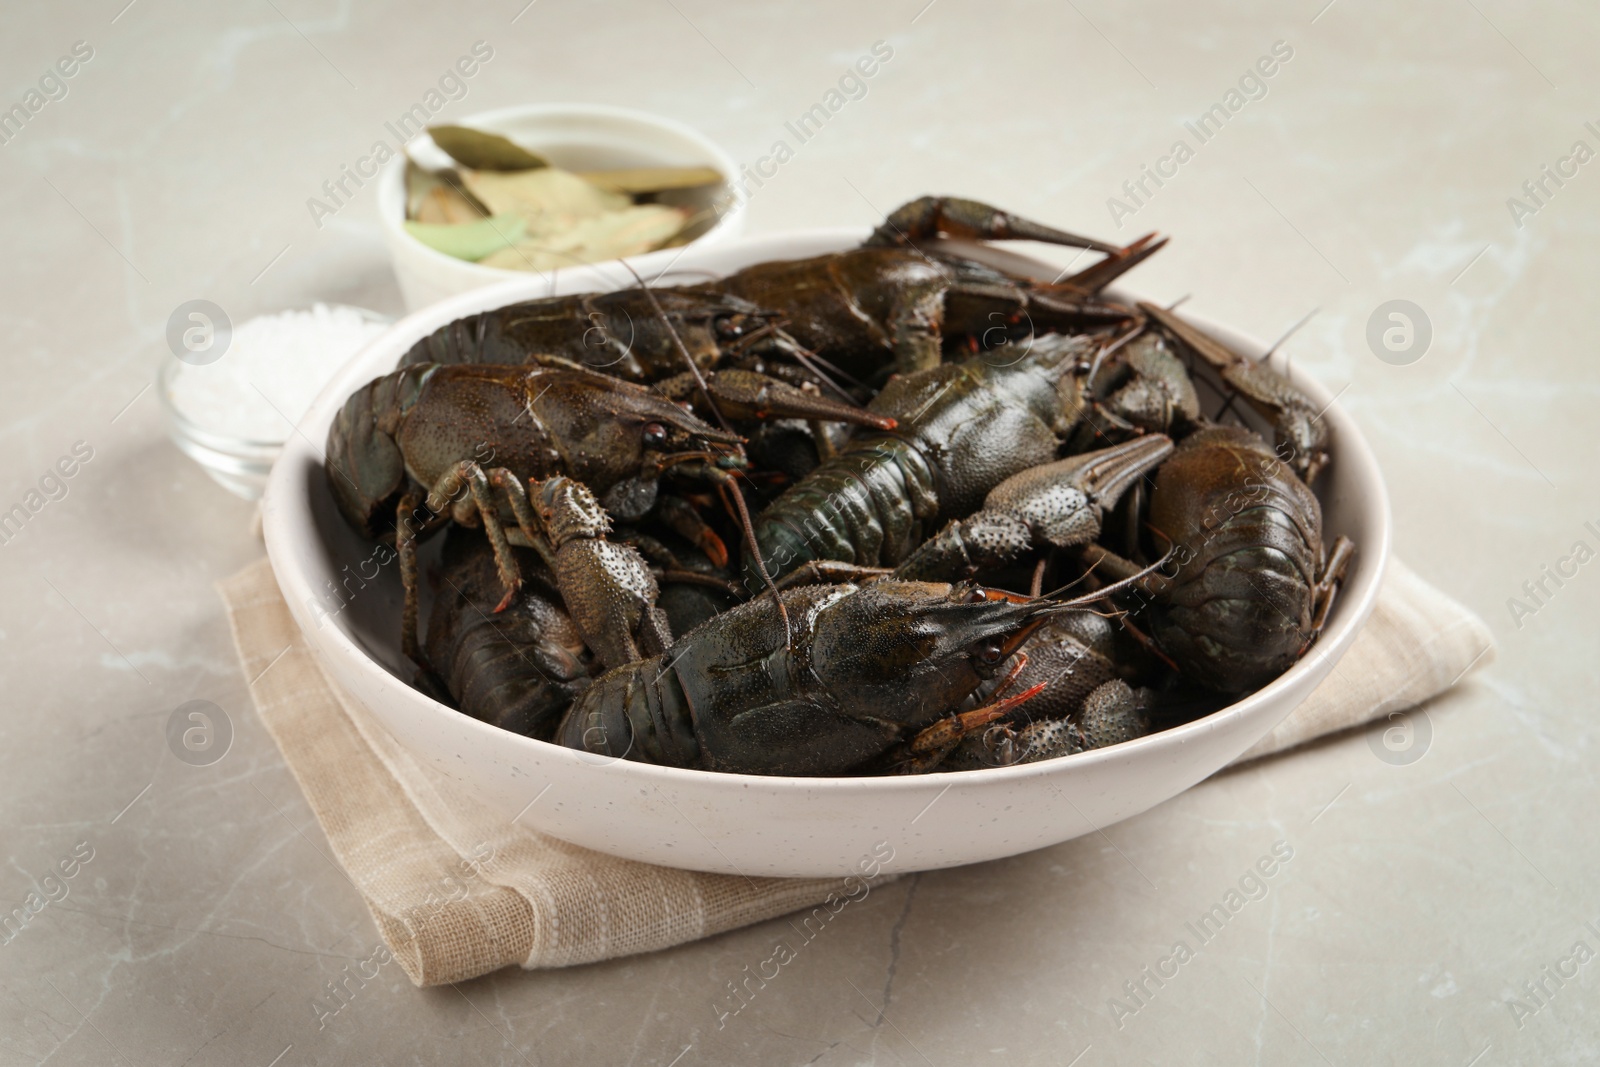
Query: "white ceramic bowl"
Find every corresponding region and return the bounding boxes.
[262,230,1390,879]
[379,103,745,311]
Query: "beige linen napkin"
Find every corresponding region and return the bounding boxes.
[220,556,1490,986]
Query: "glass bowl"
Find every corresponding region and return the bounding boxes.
[158,305,391,500]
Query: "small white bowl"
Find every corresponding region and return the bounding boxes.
[262,230,1390,878]
[379,103,746,311]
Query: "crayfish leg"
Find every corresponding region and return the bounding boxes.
[891,509,1033,584]
[484,467,553,566]
[1030,556,1049,598]
[1075,543,1174,600]
[894,680,1050,775]
[1304,535,1356,649]
[397,491,425,670]
[1137,299,1330,482]
[427,461,523,613]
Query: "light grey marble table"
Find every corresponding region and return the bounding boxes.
[1,1,1594,1064]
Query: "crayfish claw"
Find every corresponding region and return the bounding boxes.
[654,492,730,569]
[896,679,1050,774]
[491,580,521,614]
[865,195,1123,254]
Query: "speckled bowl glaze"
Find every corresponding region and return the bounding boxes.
[262,229,1390,879]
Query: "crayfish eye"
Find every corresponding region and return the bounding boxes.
[714,315,744,340]
[974,640,1006,665]
[641,422,668,448]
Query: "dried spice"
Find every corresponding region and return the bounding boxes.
[427,124,549,171]
[403,124,726,272]
[404,214,527,261]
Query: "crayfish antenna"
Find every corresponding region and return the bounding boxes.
[1263,306,1319,360]
[1085,318,1148,390]
[1043,530,1179,607]
[768,327,869,404]
[619,259,735,435]
[710,469,792,647]
[619,261,790,644]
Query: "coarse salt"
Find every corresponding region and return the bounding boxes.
[166,304,388,442]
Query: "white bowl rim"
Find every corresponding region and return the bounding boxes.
[377,102,746,285]
[263,226,1391,796]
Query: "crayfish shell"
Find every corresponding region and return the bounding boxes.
[425,535,595,740]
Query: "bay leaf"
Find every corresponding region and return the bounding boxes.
[405,153,492,220]
[460,167,630,225]
[404,160,440,219]
[475,245,571,272]
[414,183,486,225]
[476,205,686,272]
[558,204,688,259]
[403,213,528,261]
[427,125,549,171]
[573,165,724,194]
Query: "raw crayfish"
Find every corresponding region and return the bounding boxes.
[555,579,1086,776]
[325,360,743,663]
[740,333,1092,591]
[321,193,1358,777]
[423,534,593,739]
[1087,424,1353,694]
[395,196,1160,390]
